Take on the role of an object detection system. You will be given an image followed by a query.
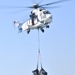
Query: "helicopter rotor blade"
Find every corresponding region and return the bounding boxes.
[41,6,61,9]
[39,0,69,7]
[0,6,28,9]
[0,0,69,9]
[0,6,31,14]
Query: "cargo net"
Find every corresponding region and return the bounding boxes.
[32,68,47,75]
[32,29,47,75]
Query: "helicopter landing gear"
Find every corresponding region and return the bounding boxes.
[40,28,44,33]
[46,25,49,28]
[19,28,22,32]
[27,29,30,34]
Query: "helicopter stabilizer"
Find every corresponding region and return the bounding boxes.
[14,21,19,27]
[14,21,23,33]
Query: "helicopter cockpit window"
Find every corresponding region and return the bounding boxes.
[43,11,50,14]
[46,11,50,14]
[43,11,46,14]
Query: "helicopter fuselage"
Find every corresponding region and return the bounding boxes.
[14,0,69,34]
[22,8,52,29]
[14,8,52,33]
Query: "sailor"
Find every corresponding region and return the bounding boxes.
[30,11,37,25]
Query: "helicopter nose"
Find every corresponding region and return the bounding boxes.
[50,15,52,20]
[48,13,52,18]
[47,14,52,23]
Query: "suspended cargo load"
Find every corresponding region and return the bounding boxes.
[32,68,39,75]
[32,67,47,75]
[40,68,47,75]
[32,30,47,75]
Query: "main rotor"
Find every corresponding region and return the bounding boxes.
[27,0,69,9]
[0,0,69,10]
[28,4,39,9]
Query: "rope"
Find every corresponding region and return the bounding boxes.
[37,29,42,69]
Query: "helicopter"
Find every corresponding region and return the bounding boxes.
[14,0,69,34]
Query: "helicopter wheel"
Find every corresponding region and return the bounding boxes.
[40,28,44,33]
[46,25,49,28]
[27,29,30,34]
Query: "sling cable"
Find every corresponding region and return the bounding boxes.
[32,29,47,75]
